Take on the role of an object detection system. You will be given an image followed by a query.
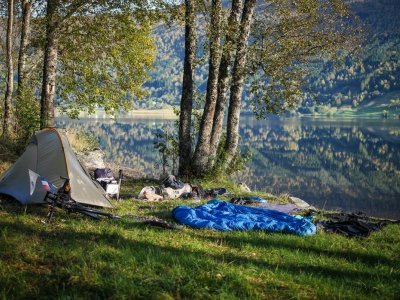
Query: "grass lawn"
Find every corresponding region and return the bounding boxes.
[0,179,399,299]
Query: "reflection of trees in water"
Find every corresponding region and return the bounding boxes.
[234,119,400,218]
[57,118,400,218]
[56,118,175,177]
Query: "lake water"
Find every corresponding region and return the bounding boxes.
[56,116,400,219]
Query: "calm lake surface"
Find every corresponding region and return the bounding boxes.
[56,116,400,219]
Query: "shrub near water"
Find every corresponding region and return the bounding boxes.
[15,88,41,141]
[65,130,99,152]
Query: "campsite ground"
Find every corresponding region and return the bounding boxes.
[0,178,399,299]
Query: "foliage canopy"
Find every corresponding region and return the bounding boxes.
[58,12,155,118]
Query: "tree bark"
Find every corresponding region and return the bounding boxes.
[224,0,256,166]
[192,0,222,175]
[17,0,32,98]
[2,0,14,138]
[40,0,59,129]
[178,0,197,176]
[208,0,243,165]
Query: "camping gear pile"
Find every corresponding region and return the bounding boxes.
[315,212,399,238]
[94,168,123,199]
[230,196,268,205]
[138,175,202,201]
[137,175,236,202]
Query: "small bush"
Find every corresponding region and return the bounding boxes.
[210,134,252,179]
[0,140,19,175]
[15,88,40,141]
[66,130,99,152]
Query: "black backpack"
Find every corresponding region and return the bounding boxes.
[94,168,115,180]
[94,168,115,189]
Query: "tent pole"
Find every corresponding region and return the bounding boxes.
[117,169,123,201]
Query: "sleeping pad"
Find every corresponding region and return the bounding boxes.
[172,199,316,236]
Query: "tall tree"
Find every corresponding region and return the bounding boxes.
[38,0,155,128]
[208,0,242,164]
[40,0,59,129]
[224,0,256,166]
[177,0,359,176]
[17,0,32,99]
[15,0,39,140]
[2,0,14,138]
[178,0,197,176]
[192,0,222,174]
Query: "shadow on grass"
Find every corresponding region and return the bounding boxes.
[0,219,287,299]
[2,201,399,273]
[0,197,49,217]
[2,219,399,287]
[3,199,398,273]
[191,231,399,269]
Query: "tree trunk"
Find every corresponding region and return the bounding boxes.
[208,0,243,165]
[40,0,59,129]
[2,0,14,138]
[191,0,222,175]
[224,0,256,166]
[17,0,32,98]
[178,0,197,176]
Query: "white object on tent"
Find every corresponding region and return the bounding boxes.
[28,169,40,196]
[0,128,112,208]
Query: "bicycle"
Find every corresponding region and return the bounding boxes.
[44,176,119,223]
[42,176,183,230]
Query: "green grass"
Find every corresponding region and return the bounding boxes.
[0,179,399,299]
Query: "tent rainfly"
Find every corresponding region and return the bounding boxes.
[0,128,112,208]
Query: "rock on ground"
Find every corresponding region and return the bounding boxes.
[238,182,251,192]
[76,149,142,179]
[289,196,316,210]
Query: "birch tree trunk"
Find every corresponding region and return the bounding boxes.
[192,0,222,175]
[2,0,14,138]
[224,0,256,166]
[178,0,197,176]
[40,0,59,129]
[17,0,32,98]
[208,0,243,165]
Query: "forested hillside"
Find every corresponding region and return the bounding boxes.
[142,0,400,115]
[0,0,398,115]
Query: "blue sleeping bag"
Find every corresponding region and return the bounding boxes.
[172,199,316,236]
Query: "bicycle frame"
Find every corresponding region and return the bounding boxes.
[44,177,117,223]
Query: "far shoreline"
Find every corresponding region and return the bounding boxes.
[56,108,178,120]
[55,107,399,121]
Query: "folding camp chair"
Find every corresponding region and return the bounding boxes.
[94,168,123,200]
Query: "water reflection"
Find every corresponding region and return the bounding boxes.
[237,117,400,219]
[56,117,400,219]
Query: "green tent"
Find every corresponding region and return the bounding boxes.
[0,128,112,208]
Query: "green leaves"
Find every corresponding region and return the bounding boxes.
[57,12,155,118]
[249,0,362,118]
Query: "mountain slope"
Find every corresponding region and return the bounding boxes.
[142,0,400,115]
